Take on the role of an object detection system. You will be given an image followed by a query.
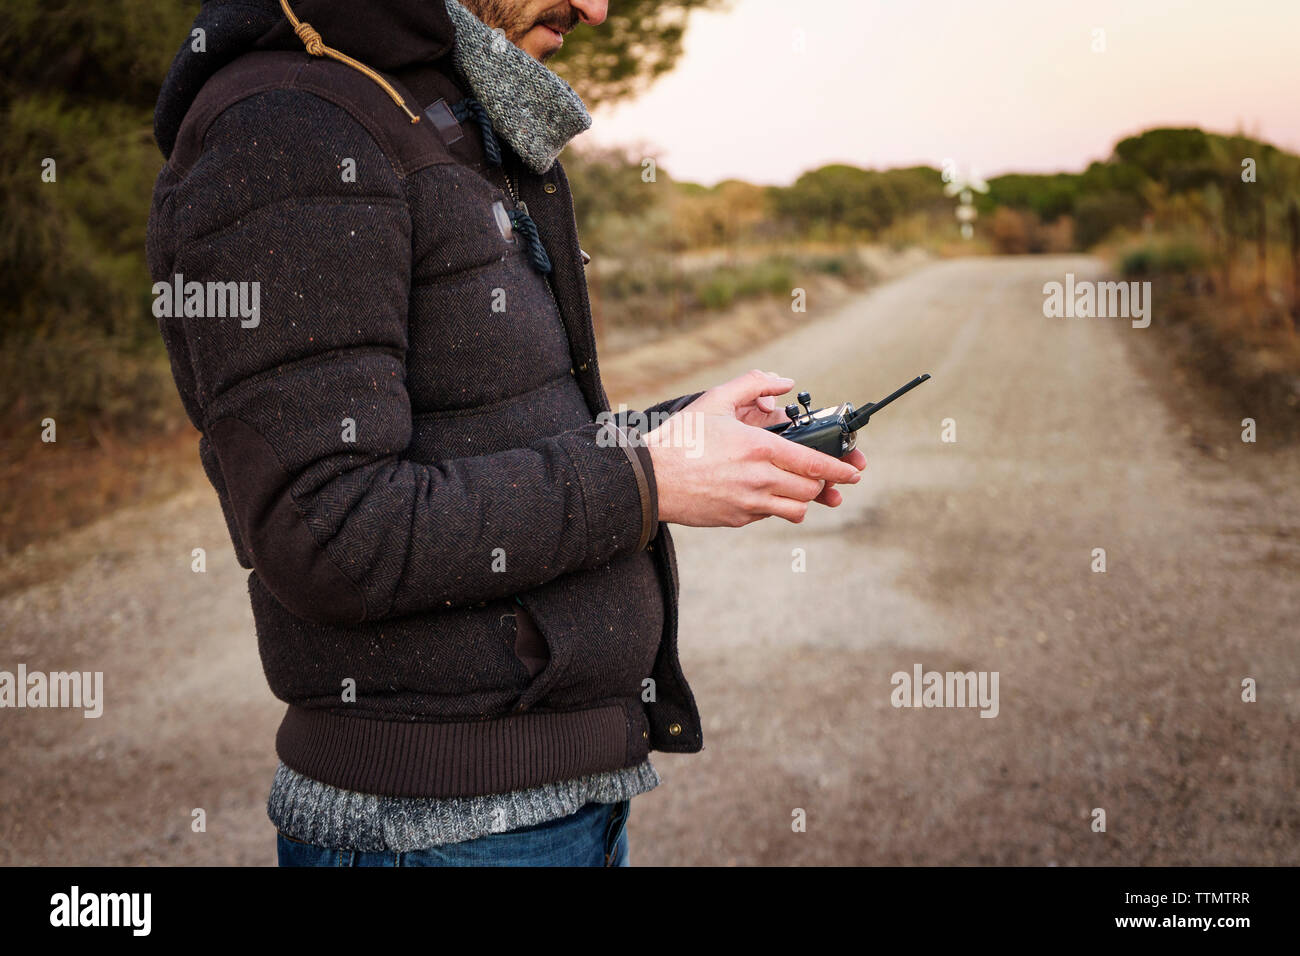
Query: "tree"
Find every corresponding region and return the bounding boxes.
[769,164,946,240]
[549,0,725,107]
[0,0,725,436]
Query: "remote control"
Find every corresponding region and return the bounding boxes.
[763,373,932,457]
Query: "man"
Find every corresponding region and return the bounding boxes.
[146,0,865,866]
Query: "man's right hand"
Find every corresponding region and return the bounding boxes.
[642,369,866,527]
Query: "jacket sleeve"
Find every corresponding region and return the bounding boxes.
[155,92,655,626]
[645,392,706,418]
[612,391,705,437]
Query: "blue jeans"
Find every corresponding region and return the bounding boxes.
[276,799,631,867]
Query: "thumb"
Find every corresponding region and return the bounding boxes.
[714,369,794,409]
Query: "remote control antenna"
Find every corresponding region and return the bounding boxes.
[844,373,931,432]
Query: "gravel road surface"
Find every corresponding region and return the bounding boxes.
[2,255,1295,865]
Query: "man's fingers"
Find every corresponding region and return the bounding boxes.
[814,485,844,507]
[716,368,794,407]
[766,434,862,484]
[762,470,826,502]
[841,448,868,472]
[763,496,810,523]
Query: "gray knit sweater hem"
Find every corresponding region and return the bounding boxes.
[267,758,660,852]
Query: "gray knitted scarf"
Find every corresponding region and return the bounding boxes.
[442,0,591,173]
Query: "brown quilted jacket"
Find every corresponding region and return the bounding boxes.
[145,0,703,798]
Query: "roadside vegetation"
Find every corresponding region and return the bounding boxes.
[3,3,1297,553]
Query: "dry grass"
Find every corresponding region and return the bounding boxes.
[0,424,200,580]
[1149,279,1300,441]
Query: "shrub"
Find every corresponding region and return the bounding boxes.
[1120,239,1210,278]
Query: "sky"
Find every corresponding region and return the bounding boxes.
[580,0,1300,186]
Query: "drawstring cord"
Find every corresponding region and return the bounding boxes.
[451,97,502,166]
[278,0,420,124]
[508,209,552,275]
[275,2,547,275]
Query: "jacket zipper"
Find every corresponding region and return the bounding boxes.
[504,164,566,335]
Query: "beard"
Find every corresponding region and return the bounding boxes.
[457,0,577,59]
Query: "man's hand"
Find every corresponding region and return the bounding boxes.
[643,369,868,526]
[687,368,798,428]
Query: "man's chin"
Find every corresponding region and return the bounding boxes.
[520,23,564,61]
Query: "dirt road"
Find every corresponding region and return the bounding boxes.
[2,255,1296,865]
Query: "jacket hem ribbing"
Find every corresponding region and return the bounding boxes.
[275,700,651,799]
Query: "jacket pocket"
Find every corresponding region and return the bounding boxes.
[512,599,550,679]
[512,592,571,712]
[511,553,665,713]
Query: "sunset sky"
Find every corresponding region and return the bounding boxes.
[581,0,1300,186]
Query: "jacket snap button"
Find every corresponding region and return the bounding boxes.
[544,183,557,194]
[642,730,648,740]
[578,362,588,371]
[569,366,576,375]
[668,723,682,736]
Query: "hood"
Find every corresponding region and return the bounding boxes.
[154,0,455,159]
